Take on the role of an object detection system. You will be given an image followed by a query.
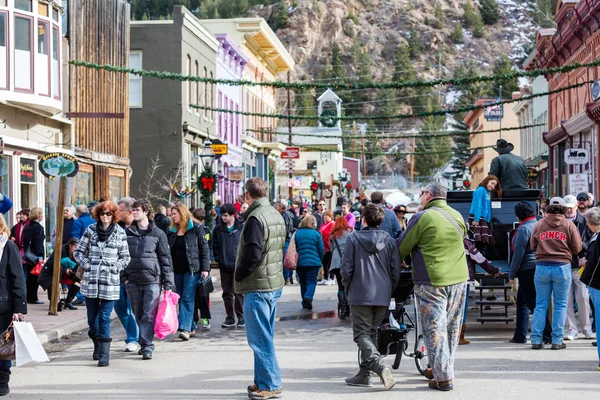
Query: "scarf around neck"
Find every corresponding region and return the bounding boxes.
[97,223,115,242]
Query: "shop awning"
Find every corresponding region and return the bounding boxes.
[563,111,595,136]
[543,126,568,146]
[586,100,600,123]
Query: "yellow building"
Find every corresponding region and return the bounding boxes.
[464,97,521,186]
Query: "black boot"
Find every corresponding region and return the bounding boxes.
[337,291,347,320]
[97,337,112,367]
[0,369,10,396]
[88,331,100,361]
[345,366,373,387]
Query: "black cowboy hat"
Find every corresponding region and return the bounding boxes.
[492,139,514,154]
[393,205,407,213]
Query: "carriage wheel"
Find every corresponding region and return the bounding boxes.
[414,334,429,376]
[391,341,407,370]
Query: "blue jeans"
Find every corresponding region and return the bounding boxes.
[126,283,161,352]
[296,266,320,305]
[531,263,572,345]
[244,289,282,391]
[174,272,201,332]
[0,359,11,371]
[462,284,470,324]
[587,286,600,365]
[113,283,139,344]
[282,240,292,280]
[86,297,116,338]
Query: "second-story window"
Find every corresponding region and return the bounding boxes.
[37,2,48,16]
[15,0,32,12]
[229,99,233,143]
[235,104,239,146]
[52,24,60,99]
[14,14,33,92]
[224,95,229,141]
[218,91,222,137]
[37,20,50,96]
[210,72,214,119]
[129,51,142,108]
[187,55,191,109]
[0,12,6,90]
[194,60,199,113]
[203,67,207,117]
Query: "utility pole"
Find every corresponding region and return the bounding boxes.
[438,52,442,107]
[499,85,503,139]
[411,137,415,190]
[287,71,293,201]
[352,121,357,158]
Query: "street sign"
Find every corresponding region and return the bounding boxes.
[569,173,589,195]
[564,148,589,165]
[211,143,228,155]
[281,147,300,159]
[484,100,503,121]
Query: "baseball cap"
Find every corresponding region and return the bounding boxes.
[550,196,566,207]
[563,195,577,208]
[577,192,589,201]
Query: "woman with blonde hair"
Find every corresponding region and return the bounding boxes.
[22,207,45,304]
[167,203,211,341]
[294,215,324,310]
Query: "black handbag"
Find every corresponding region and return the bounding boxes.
[24,248,39,266]
[196,276,214,297]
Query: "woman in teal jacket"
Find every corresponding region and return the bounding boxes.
[469,175,501,244]
[294,215,324,311]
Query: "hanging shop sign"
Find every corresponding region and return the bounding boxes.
[38,153,79,178]
[564,148,589,165]
[484,100,503,121]
[228,166,245,181]
[20,159,36,183]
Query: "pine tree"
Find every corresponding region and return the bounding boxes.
[294,85,317,127]
[434,2,444,21]
[269,0,288,31]
[479,0,500,25]
[473,12,485,38]
[493,55,519,97]
[408,28,421,59]
[535,0,555,28]
[449,121,471,175]
[452,22,463,43]
[414,101,451,176]
[463,0,476,27]
[393,44,415,84]
[331,42,346,81]
[197,0,221,18]
[376,73,397,129]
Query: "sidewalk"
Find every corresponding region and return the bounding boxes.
[28,275,223,345]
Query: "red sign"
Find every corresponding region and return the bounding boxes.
[281,147,300,159]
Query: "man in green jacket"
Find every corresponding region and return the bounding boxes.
[234,177,286,400]
[398,182,469,392]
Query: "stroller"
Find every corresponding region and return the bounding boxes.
[375,269,429,375]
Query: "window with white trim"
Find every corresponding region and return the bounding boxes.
[210,72,214,119]
[0,12,7,90]
[129,51,142,108]
[224,95,229,141]
[37,19,50,96]
[52,24,60,99]
[14,14,33,92]
[15,0,32,12]
[218,91,222,137]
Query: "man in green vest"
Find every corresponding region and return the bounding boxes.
[234,177,286,400]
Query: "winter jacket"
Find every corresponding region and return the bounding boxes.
[469,186,492,223]
[73,223,131,300]
[581,232,600,290]
[281,209,296,242]
[508,217,537,280]
[71,212,95,239]
[23,220,45,259]
[464,238,499,281]
[295,227,325,267]
[51,218,75,248]
[345,212,357,229]
[234,197,286,294]
[0,236,27,331]
[38,243,72,290]
[488,152,528,191]
[0,195,12,215]
[319,220,334,253]
[571,212,592,269]
[399,199,469,287]
[341,227,401,306]
[123,221,175,290]
[531,214,582,265]
[314,211,324,230]
[377,204,401,239]
[167,219,211,275]
[330,230,351,271]
[153,213,172,235]
[213,220,243,270]
[10,220,29,251]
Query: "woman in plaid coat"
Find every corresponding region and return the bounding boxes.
[74,200,130,367]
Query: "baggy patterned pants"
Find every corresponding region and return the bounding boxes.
[415,281,467,382]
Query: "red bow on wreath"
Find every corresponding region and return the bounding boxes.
[202,177,215,192]
[345,183,352,190]
[311,182,319,192]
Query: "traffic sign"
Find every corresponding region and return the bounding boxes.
[281,147,300,159]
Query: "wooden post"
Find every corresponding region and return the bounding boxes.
[49,176,67,315]
[411,137,416,190]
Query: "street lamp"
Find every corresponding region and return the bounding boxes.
[199,140,215,171]
[312,166,318,181]
[338,169,349,183]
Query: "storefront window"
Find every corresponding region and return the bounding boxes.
[15,0,32,12]
[73,171,92,206]
[109,176,123,203]
[0,155,11,226]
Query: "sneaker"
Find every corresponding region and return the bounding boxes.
[376,365,396,390]
[64,302,78,310]
[189,330,196,337]
[248,388,283,399]
[303,297,313,311]
[221,318,236,328]
[564,335,575,341]
[247,384,258,393]
[531,343,544,350]
[237,317,245,328]
[593,342,597,347]
[508,338,527,344]
[317,280,326,285]
[584,333,595,339]
[201,318,211,330]
[125,342,140,353]
[142,350,152,360]
[179,331,190,341]
[551,343,567,350]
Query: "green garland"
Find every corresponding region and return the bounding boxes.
[69,58,600,91]
[294,144,496,157]
[245,122,546,140]
[190,80,590,122]
[197,169,217,226]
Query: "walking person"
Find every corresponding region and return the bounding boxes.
[0,214,26,396]
[329,216,353,319]
[580,207,600,370]
[153,205,171,235]
[191,207,213,331]
[168,203,210,341]
[342,201,356,229]
[123,199,175,359]
[393,205,408,232]
[399,183,469,391]
[371,191,401,239]
[318,211,335,285]
[507,202,551,344]
[529,197,582,350]
[9,209,29,263]
[469,175,501,245]
[116,197,141,353]
[51,205,76,249]
[341,204,400,390]
[22,207,45,304]
[277,200,296,285]
[74,200,131,367]
[71,205,95,240]
[212,203,244,328]
[294,215,324,310]
[235,178,286,400]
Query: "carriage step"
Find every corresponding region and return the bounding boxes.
[475,300,513,306]
[476,317,514,323]
[475,285,512,290]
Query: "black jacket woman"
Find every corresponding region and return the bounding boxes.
[22,207,45,304]
[0,214,27,396]
[580,207,600,366]
[167,203,210,341]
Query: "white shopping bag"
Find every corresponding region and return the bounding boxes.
[13,322,49,367]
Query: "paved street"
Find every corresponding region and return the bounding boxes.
[9,283,600,400]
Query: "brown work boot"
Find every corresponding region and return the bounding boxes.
[424,368,433,380]
[459,324,470,345]
[429,379,454,391]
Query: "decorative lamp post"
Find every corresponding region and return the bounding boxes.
[198,140,216,225]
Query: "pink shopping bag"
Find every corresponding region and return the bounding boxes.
[154,291,180,340]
